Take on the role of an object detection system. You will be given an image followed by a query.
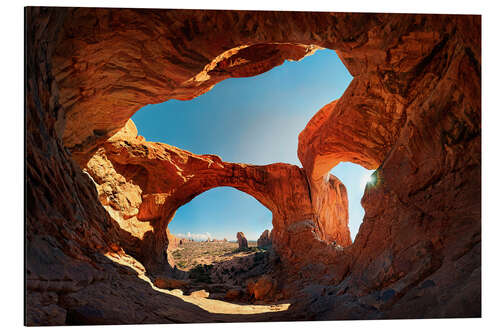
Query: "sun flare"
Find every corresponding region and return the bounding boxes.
[360,173,375,189]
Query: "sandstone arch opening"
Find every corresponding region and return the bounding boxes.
[131,49,352,165]
[26,8,481,324]
[329,162,375,241]
[162,187,280,303]
[169,187,272,244]
[123,48,358,275]
[86,45,384,274]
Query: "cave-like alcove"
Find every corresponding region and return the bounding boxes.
[25,8,481,325]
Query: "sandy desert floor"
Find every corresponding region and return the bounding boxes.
[170,241,265,269]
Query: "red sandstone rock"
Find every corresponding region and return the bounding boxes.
[257,230,272,248]
[26,7,481,324]
[153,277,189,290]
[224,288,243,301]
[247,275,275,301]
[84,146,152,240]
[167,229,181,250]
[98,129,326,268]
[237,232,248,250]
[85,120,181,259]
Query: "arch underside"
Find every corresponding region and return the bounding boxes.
[89,120,330,268]
[26,7,481,324]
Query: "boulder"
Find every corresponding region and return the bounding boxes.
[224,288,244,301]
[247,275,275,301]
[153,277,188,290]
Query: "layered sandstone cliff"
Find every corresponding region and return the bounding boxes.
[26,7,480,325]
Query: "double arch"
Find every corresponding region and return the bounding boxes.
[25,8,481,321]
[100,122,322,268]
[52,10,418,270]
[50,7,480,281]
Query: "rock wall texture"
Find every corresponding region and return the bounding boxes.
[26,7,480,325]
[257,230,272,248]
[96,120,322,270]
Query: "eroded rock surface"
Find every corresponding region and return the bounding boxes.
[26,7,481,325]
[96,124,333,269]
[248,275,275,301]
[257,230,272,248]
[237,232,249,250]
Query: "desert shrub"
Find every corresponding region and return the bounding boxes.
[189,264,213,283]
[172,250,183,259]
[231,246,263,254]
[253,251,267,262]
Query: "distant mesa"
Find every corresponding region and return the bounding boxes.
[257,229,272,248]
[179,238,193,245]
[236,232,248,249]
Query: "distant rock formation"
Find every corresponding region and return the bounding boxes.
[167,229,181,250]
[236,232,248,249]
[257,230,272,248]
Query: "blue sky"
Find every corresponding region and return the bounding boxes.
[132,49,373,242]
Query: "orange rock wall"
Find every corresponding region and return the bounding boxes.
[97,123,318,268]
[26,7,481,324]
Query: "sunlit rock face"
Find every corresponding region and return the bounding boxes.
[257,230,272,248]
[26,7,480,325]
[95,120,323,270]
[85,120,183,266]
[295,13,481,319]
